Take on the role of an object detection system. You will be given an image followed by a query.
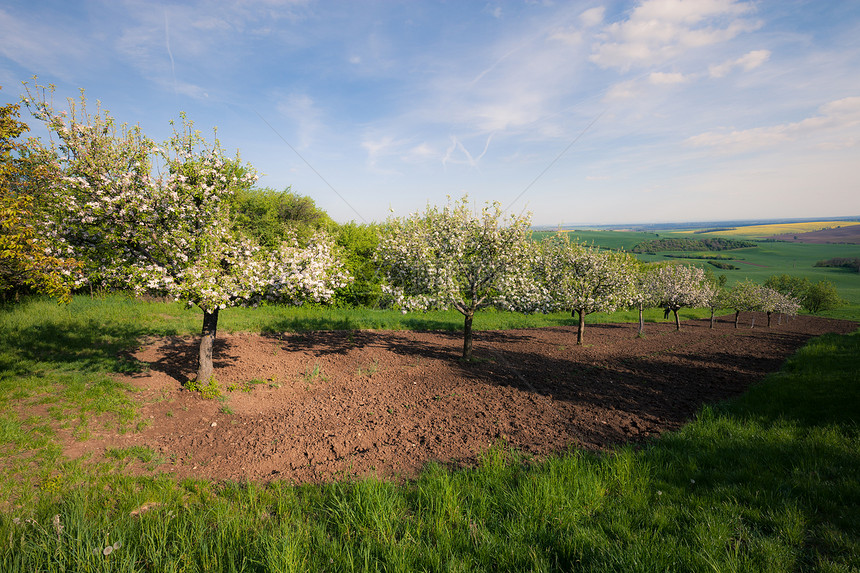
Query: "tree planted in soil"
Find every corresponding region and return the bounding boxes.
[537,235,637,344]
[23,81,349,382]
[643,263,709,331]
[377,197,542,360]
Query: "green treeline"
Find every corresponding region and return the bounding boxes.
[814,257,860,272]
[230,187,383,307]
[632,237,757,254]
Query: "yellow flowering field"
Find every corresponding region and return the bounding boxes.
[685,221,860,237]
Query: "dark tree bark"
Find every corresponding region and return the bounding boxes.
[672,308,681,331]
[575,309,586,344]
[734,311,740,329]
[196,307,219,382]
[709,307,716,329]
[462,310,474,360]
[637,305,645,336]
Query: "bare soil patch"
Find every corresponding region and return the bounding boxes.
[67,314,855,484]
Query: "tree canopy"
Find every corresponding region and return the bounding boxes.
[537,235,638,344]
[377,197,541,359]
[22,81,350,381]
[1,92,78,301]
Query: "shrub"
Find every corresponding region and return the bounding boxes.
[803,280,842,313]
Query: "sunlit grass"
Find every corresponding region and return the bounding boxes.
[1,290,858,571]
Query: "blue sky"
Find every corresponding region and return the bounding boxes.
[2,0,859,226]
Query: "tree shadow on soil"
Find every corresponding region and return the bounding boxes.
[430,317,856,448]
[131,336,243,384]
[263,328,541,362]
[262,314,466,335]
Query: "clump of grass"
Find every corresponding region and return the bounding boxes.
[185,377,221,399]
[105,445,161,464]
[302,363,327,384]
[356,359,379,378]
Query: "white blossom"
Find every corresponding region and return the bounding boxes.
[536,235,638,343]
[377,197,539,358]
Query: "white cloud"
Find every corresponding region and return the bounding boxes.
[275,92,323,148]
[687,96,860,152]
[603,71,687,102]
[590,0,760,71]
[362,135,400,170]
[548,27,583,46]
[406,143,436,161]
[443,134,494,168]
[579,7,605,27]
[485,5,503,19]
[649,71,687,84]
[605,79,641,100]
[709,49,770,77]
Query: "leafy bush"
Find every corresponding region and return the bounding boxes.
[707,261,737,270]
[230,187,335,247]
[814,257,860,272]
[333,222,383,307]
[764,274,811,300]
[802,280,842,313]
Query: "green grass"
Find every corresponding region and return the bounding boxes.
[1,293,858,571]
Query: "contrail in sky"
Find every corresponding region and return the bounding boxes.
[164,11,177,94]
[505,109,606,216]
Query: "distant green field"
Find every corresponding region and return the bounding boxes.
[533,229,663,250]
[535,229,860,321]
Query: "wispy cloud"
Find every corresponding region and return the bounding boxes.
[649,71,687,84]
[709,49,770,77]
[590,0,760,71]
[0,8,92,82]
[275,92,324,149]
[580,7,605,28]
[687,96,860,152]
[442,134,494,168]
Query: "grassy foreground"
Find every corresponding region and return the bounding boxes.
[1,297,859,571]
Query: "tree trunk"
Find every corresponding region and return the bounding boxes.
[766,311,772,327]
[673,308,681,331]
[709,308,716,329]
[462,310,474,360]
[196,308,219,383]
[734,311,740,329]
[638,305,644,336]
[576,309,586,344]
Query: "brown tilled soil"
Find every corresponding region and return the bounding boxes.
[766,225,860,244]
[64,314,856,484]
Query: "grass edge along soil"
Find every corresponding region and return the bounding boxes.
[1,302,858,571]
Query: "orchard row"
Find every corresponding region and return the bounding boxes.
[1,83,835,373]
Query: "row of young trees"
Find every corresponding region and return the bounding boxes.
[377,198,809,359]
[1,83,836,374]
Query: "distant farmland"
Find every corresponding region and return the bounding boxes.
[684,220,860,241]
[766,224,860,244]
